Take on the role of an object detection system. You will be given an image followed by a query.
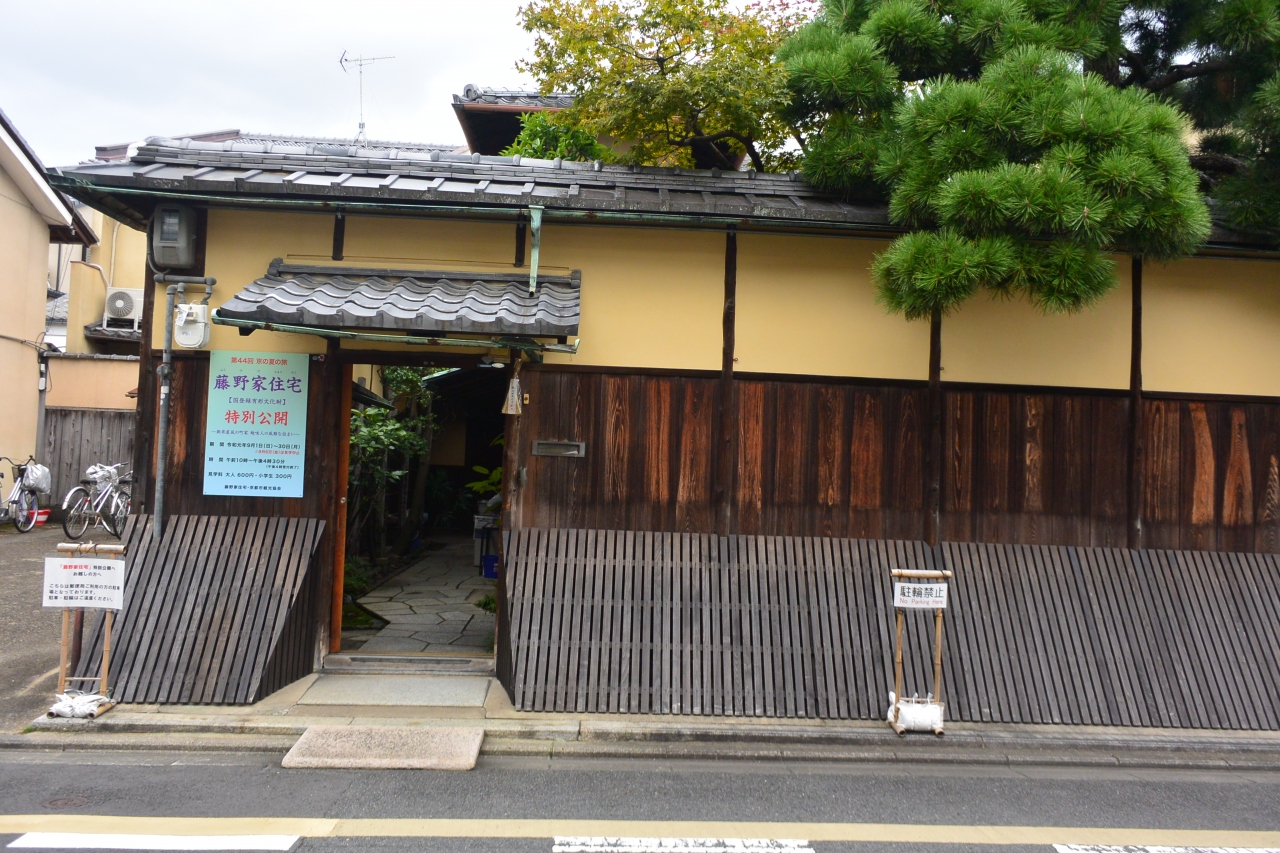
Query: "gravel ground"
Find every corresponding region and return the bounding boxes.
[0,524,72,732]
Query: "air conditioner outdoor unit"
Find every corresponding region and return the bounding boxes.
[103,287,145,331]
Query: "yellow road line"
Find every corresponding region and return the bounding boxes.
[2,816,1280,847]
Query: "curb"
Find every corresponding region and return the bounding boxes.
[0,732,297,753]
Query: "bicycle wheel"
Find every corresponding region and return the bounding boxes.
[104,490,131,539]
[62,488,92,539]
[12,489,37,533]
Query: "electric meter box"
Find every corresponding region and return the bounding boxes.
[174,303,210,349]
[150,204,197,268]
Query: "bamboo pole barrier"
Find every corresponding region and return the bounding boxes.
[892,610,905,734]
[933,608,944,704]
[58,609,70,693]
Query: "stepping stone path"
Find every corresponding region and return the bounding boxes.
[357,538,496,654]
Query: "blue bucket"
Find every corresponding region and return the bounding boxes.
[481,554,499,580]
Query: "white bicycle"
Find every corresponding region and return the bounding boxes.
[61,463,132,540]
[0,456,42,533]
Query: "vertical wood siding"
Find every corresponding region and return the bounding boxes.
[517,368,1280,552]
[507,528,1280,728]
[73,515,325,704]
[41,408,135,503]
[126,351,343,660]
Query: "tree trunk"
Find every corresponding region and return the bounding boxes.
[395,394,436,555]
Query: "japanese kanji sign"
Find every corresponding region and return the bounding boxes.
[893,581,948,609]
[43,558,124,610]
[203,350,309,497]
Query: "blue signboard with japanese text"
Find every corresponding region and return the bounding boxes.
[202,351,309,497]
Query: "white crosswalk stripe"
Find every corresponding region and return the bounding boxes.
[553,839,812,853]
[1054,840,1274,845]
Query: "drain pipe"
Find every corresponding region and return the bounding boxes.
[152,273,215,540]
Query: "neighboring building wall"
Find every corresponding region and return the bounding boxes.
[0,165,50,462]
[1144,257,1280,397]
[45,356,137,409]
[735,234,929,380]
[541,224,726,371]
[65,261,107,354]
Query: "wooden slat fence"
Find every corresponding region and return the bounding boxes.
[506,528,1280,729]
[516,369,1280,552]
[74,514,326,704]
[41,407,135,505]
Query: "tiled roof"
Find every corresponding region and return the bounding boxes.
[453,85,573,110]
[94,130,464,162]
[84,323,142,343]
[217,260,580,337]
[50,136,891,233]
[46,293,68,322]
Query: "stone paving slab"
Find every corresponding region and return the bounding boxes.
[295,674,491,707]
[281,725,483,769]
[356,538,495,654]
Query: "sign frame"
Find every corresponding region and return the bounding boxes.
[203,350,310,497]
[43,557,125,610]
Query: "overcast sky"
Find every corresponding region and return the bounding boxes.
[1,0,535,167]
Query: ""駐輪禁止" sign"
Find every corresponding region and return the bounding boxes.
[893,581,948,609]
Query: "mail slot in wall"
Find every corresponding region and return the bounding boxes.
[532,440,586,458]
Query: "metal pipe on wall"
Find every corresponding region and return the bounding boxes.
[151,274,215,541]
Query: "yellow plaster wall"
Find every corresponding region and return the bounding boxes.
[153,208,334,354]
[734,234,930,379]
[0,165,48,461]
[940,261,1132,389]
[540,224,725,370]
[1144,257,1280,396]
[342,215,515,268]
[46,358,138,409]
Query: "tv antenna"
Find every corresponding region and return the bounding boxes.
[339,51,394,146]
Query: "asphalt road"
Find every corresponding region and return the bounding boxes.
[0,525,72,733]
[1,750,1279,852]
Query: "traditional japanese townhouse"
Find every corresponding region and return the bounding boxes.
[48,130,1280,729]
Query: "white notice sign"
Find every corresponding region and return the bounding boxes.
[894,581,948,609]
[43,558,125,610]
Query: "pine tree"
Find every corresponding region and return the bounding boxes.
[782,0,1212,318]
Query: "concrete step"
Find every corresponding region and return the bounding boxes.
[323,653,495,675]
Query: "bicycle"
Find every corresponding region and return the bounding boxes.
[61,463,132,540]
[0,456,42,533]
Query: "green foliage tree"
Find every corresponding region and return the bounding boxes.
[1212,72,1280,241]
[517,0,804,170]
[502,111,611,161]
[782,0,1211,319]
[346,367,440,559]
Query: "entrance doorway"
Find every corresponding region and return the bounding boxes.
[337,361,508,661]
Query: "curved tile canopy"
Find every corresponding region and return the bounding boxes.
[218,261,580,337]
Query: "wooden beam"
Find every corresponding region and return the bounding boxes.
[514,214,527,267]
[924,307,943,546]
[1128,255,1144,550]
[331,212,345,261]
[330,360,354,653]
[333,349,481,368]
[716,228,738,535]
[497,351,521,690]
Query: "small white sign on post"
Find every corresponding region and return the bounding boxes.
[43,558,124,610]
[893,581,948,610]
